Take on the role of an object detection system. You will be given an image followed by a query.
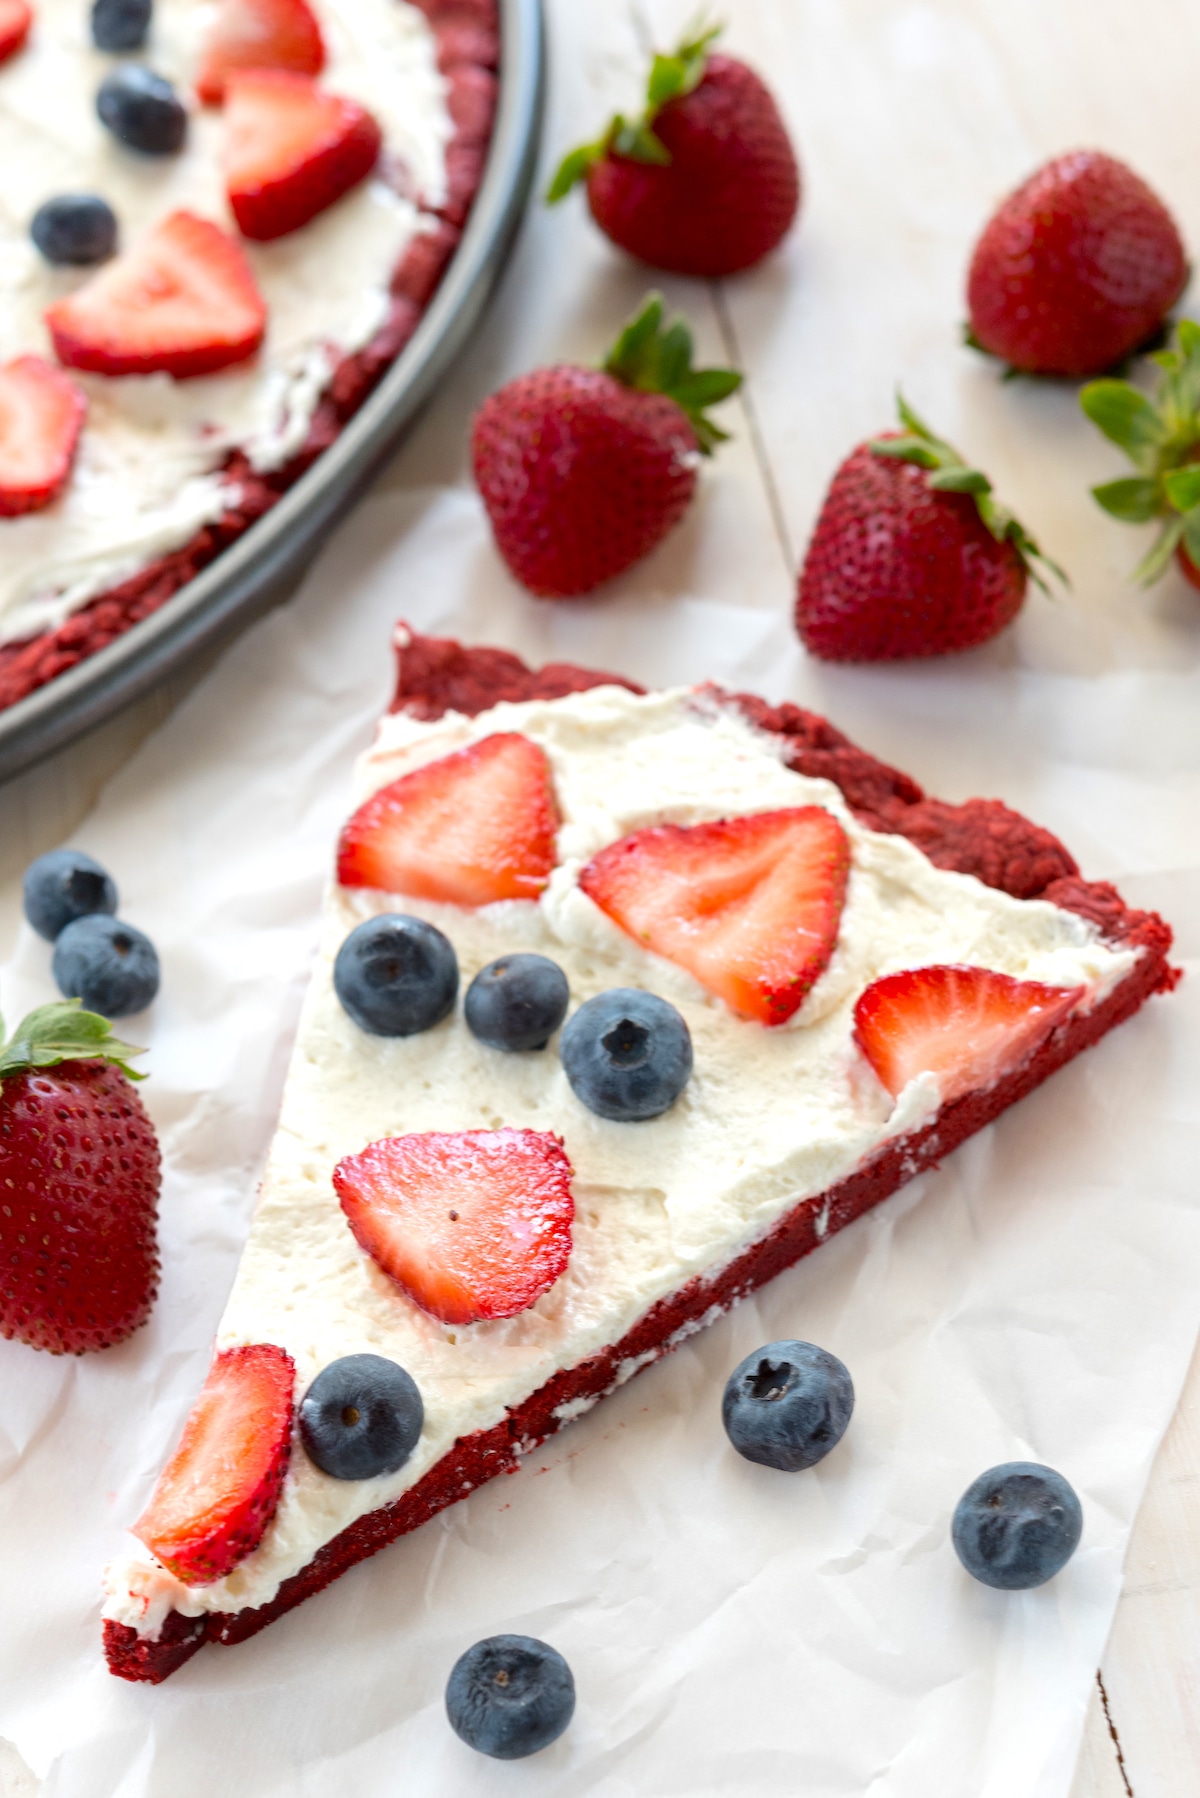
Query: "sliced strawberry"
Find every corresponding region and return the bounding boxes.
[45,211,267,381]
[133,1344,294,1586]
[579,808,850,1026]
[0,357,86,518]
[0,0,31,63]
[337,732,559,906]
[224,70,382,242]
[196,0,325,105]
[853,964,1083,1104]
[335,1129,575,1326]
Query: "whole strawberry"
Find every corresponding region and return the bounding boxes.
[966,150,1187,378]
[796,396,1062,662]
[471,293,740,597]
[1081,317,1200,590]
[0,1003,160,1354]
[547,26,799,278]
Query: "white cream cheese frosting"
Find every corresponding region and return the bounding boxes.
[104,685,1139,1633]
[0,0,451,644]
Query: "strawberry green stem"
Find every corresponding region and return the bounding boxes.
[546,20,722,202]
[870,393,1066,593]
[600,292,742,455]
[0,1000,147,1084]
[1081,317,1200,582]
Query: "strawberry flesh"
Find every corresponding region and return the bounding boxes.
[967,151,1187,378]
[588,55,800,279]
[0,0,31,63]
[224,70,382,241]
[796,439,1027,662]
[134,1343,295,1585]
[196,0,325,105]
[335,1129,575,1325]
[0,356,86,518]
[46,211,267,381]
[0,1061,160,1355]
[471,366,698,598]
[337,732,559,906]
[579,807,850,1026]
[854,964,1083,1104]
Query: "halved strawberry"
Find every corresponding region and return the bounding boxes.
[853,964,1083,1104]
[0,0,31,64]
[579,808,850,1026]
[0,357,86,518]
[224,70,382,242]
[337,732,559,906]
[195,0,325,105]
[45,211,267,380]
[133,1344,294,1586]
[334,1129,575,1325]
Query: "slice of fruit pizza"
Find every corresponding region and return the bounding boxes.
[103,628,1176,1683]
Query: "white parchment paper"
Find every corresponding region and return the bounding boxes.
[0,487,1196,1798]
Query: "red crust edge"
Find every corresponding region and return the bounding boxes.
[104,629,1177,1683]
[0,3,499,717]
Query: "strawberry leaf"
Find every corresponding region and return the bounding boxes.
[1183,507,1200,573]
[545,140,605,203]
[1081,320,1200,584]
[927,467,992,495]
[0,1000,147,1083]
[1163,465,1200,512]
[1134,514,1185,585]
[1079,380,1166,459]
[1091,476,1163,522]
[610,118,671,164]
[602,291,742,457]
[546,20,720,197]
[870,391,1066,591]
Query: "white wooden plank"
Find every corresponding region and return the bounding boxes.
[1070,1685,1131,1798]
[1097,1333,1200,1796]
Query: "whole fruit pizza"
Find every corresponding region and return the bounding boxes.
[0,0,500,715]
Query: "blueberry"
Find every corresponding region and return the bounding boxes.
[96,65,186,155]
[30,195,118,267]
[952,1462,1083,1590]
[446,1635,575,1760]
[91,0,152,51]
[465,954,569,1052]
[23,848,118,941]
[560,987,692,1121]
[722,1340,854,1472]
[52,914,159,1017]
[333,914,458,1036]
[299,1354,423,1481]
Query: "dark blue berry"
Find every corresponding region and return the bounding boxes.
[96,65,186,155]
[722,1340,854,1471]
[560,988,692,1121]
[465,954,569,1052]
[446,1635,575,1760]
[91,0,152,51]
[952,1462,1083,1590]
[23,848,117,941]
[333,914,458,1036]
[52,914,159,1016]
[30,195,118,267]
[299,1354,423,1481]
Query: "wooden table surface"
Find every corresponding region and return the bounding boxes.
[2,2,1199,1790]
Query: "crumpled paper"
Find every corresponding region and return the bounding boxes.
[0,485,1196,1798]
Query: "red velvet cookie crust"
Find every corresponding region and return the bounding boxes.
[103,630,1177,1683]
[0,1,499,717]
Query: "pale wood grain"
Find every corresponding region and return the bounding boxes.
[1071,1687,1132,1798]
